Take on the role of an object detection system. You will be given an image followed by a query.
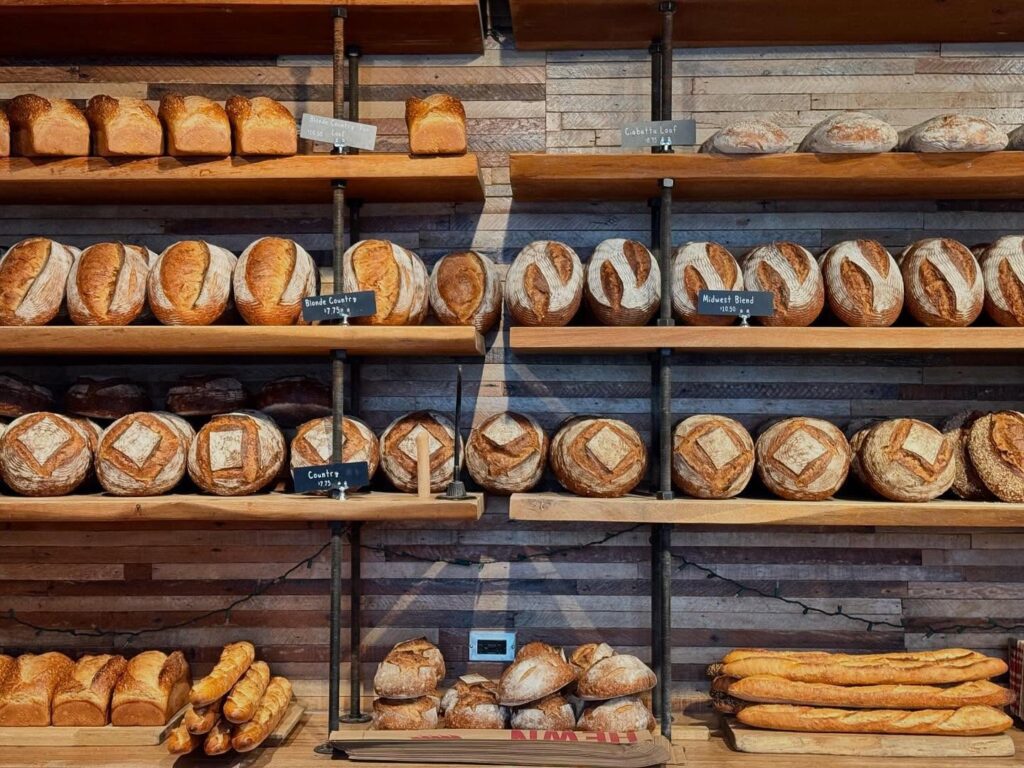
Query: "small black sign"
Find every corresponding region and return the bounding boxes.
[301,291,377,323]
[697,290,775,318]
[292,462,371,494]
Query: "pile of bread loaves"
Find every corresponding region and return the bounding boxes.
[708,647,1014,737]
[371,638,658,733]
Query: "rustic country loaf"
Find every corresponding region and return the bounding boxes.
[111,650,191,726]
[343,239,429,326]
[700,118,791,154]
[95,412,191,496]
[66,242,153,326]
[821,240,904,327]
[672,414,755,499]
[737,704,1012,736]
[848,425,877,490]
[506,240,584,326]
[148,240,237,325]
[85,95,163,156]
[440,674,493,714]
[499,643,575,707]
[509,693,576,730]
[0,652,75,726]
[6,95,89,156]
[584,238,661,326]
[233,237,316,325]
[550,416,647,498]
[466,411,547,494]
[577,654,657,700]
[405,93,467,155]
[755,417,850,501]
[374,647,441,701]
[255,376,330,427]
[167,375,248,416]
[380,410,463,493]
[798,112,898,153]
[742,242,824,326]
[0,374,53,418]
[570,643,615,676]
[967,411,1024,502]
[671,241,744,326]
[901,238,984,327]
[51,654,128,727]
[225,95,296,156]
[0,237,77,326]
[0,412,93,496]
[289,415,380,483]
[899,114,1008,152]
[578,696,656,732]
[428,250,502,333]
[861,418,955,502]
[443,678,507,730]
[158,94,232,156]
[980,235,1024,326]
[65,377,151,421]
[231,675,292,752]
[372,695,439,730]
[390,638,445,680]
[187,411,285,496]
[945,414,992,501]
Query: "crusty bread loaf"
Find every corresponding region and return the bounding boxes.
[203,716,234,755]
[167,375,248,417]
[233,237,316,326]
[0,411,93,496]
[576,654,656,701]
[51,655,128,727]
[0,374,54,418]
[442,678,507,729]
[183,699,222,735]
[945,418,992,501]
[584,238,661,326]
[290,415,380,484]
[64,377,151,421]
[255,376,330,428]
[670,242,743,326]
[66,242,153,326]
[148,240,237,326]
[380,410,463,493]
[578,696,656,732]
[508,693,576,730]
[726,676,1014,709]
[96,411,190,496]
[742,242,824,327]
[0,238,77,326]
[980,235,1024,326]
[6,95,89,156]
[428,250,502,333]
[0,652,75,726]
[223,660,270,724]
[498,644,575,707]
[700,119,791,155]
[466,411,547,495]
[967,411,1024,502]
[158,94,232,156]
[187,411,285,496]
[232,676,292,752]
[898,114,1008,153]
[343,240,429,326]
[723,647,981,665]
[372,695,439,730]
[225,96,296,156]
[821,240,904,327]
[0,655,13,686]
[570,643,616,677]
[111,650,191,726]
[755,417,850,501]
[672,414,754,499]
[190,642,255,708]
[798,112,898,154]
[405,93,467,156]
[737,704,1012,736]
[85,95,163,157]
[506,241,584,327]
[901,238,983,327]
[374,638,445,700]
[166,722,202,754]
[861,418,954,502]
[550,416,647,498]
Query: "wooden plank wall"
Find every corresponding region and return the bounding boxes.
[3,23,1024,711]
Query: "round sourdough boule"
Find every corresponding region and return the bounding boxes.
[797,112,898,154]
[505,240,584,327]
[569,643,616,677]
[166,375,248,417]
[371,696,439,730]
[380,410,463,493]
[576,654,656,701]
[187,411,285,496]
[148,240,237,326]
[848,425,877,488]
[255,376,330,428]
[550,417,647,498]
[0,374,54,418]
[584,238,661,326]
[699,118,791,155]
[441,675,495,715]
[0,237,77,326]
[821,240,904,327]
[578,696,656,732]
[0,411,93,496]
[343,239,429,326]
[428,250,502,333]
[899,114,1008,152]
[444,682,507,730]
[374,655,441,700]
[755,417,850,501]
[742,242,824,327]
[901,238,984,327]
[508,693,576,730]
[499,645,576,707]
[466,411,547,495]
[946,416,993,501]
[95,411,190,496]
[967,411,1024,502]
[66,242,153,326]
[861,418,955,502]
[233,237,316,325]
[672,415,754,499]
[980,235,1024,326]
[289,415,380,483]
[390,637,445,681]
[64,377,151,421]
[671,241,743,326]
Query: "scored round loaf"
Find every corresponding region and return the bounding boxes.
[64,377,151,421]
[0,412,93,496]
[0,374,54,418]
[443,680,507,730]
[671,242,744,326]
[899,114,1008,153]
[66,242,153,326]
[380,410,463,493]
[672,415,755,499]
[756,418,850,501]
[428,250,502,333]
[343,240,429,326]
[570,643,616,677]
[576,654,657,701]
[798,112,898,154]
[187,411,285,496]
[700,118,791,154]
[848,424,877,488]
[0,238,77,326]
[233,237,316,325]
[506,241,584,327]
[95,412,191,496]
[578,697,656,733]
[499,644,575,707]
[742,242,824,327]
[550,417,647,498]
[945,415,993,501]
[372,696,439,730]
[289,415,380,483]
[255,376,330,428]
[441,675,493,714]
[85,95,163,157]
[981,236,1024,326]
[821,240,904,327]
[148,240,237,326]
[861,418,955,502]
[374,638,444,699]
[166,375,248,417]
[584,238,661,326]
[508,693,576,730]
[466,411,547,495]
[391,638,445,680]
[967,411,1024,502]
[901,238,984,327]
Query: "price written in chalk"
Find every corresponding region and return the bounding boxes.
[292,462,371,494]
[697,290,775,318]
[301,291,377,323]
[620,119,696,148]
[299,113,377,151]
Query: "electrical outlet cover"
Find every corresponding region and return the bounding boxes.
[469,631,516,662]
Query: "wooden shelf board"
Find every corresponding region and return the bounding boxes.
[0,155,485,205]
[509,152,1024,202]
[0,0,483,56]
[0,326,485,357]
[509,326,1024,354]
[509,0,1024,50]
[509,493,1024,527]
[0,492,484,523]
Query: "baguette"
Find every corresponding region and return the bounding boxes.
[183,698,222,735]
[203,716,234,755]
[166,722,202,755]
[190,641,255,707]
[723,647,988,665]
[736,704,1013,736]
[51,654,128,726]
[223,660,270,723]
[231,676,292,752]
[727,676,1014,709]
[0,652,74,726]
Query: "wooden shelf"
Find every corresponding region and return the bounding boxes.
[509,152,1024,202]
[0,0,483,56]
[0,154,485,205]
[0,491,484,523]
[509,0,1024,50]
[0,326,484,357]
[509,493,1024,528]
[509,326,1024,354]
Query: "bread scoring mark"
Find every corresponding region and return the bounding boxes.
[209,428,244,472]
[17,415,70,467]
[696,426,743,469]
[113,420,161,468]
[826,240,901,318]
[773,429,827,476]
[399,425,442,461]
[586,426,630,472]
[482,413,525,446]
[586,238,658,311]
[902,421,944,465]
[990,412,1024,473]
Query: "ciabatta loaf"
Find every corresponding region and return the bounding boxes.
[700,119,790,155]
[798,112,897,154]
[0,652,74,726]
[6,95,89,156]
[899,114,1007,153]
[737,704,1012,736]
[111,650,190,726]
[51,654,128,726]
[85,95,163,157]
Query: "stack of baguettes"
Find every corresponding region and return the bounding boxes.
[708,648,1015,737]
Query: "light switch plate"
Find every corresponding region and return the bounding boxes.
[469,631,516,662]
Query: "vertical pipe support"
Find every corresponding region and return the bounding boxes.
[346,46,361,154]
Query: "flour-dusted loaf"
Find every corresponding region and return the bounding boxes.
[428,250,502,333]
[550,416,647,498]
[901,238,984,327]
[158,94,232,156]
[798,112,898,154]
[65,377,151,421]
[342,239,429,326]
[499,643,576,707]
[466,411,547,494]
[967,411,1024,502]
[508,693,576,730]
[506,240,585,327]
[225,96,296,156]
[85,95,163,156]
[190,641,255,708]
[233,237,316,325]
[980,235,1024,326]
[700,118,791,154]
[255,376,330,428]
[95,412,191,496]
[148,240,237,326]
[742,242,824,326]
[443,677,507,730]
[0,374,54,418]
[374,638,445,700]
[821,240,904,327]
[372,695,439,730]
[380,410,463,493]
[6,95,89,156]
[167,375,248,417]
[289,415,380,483]
[670,241,743,326]
[576,654,656,701]
[111,650,191,726]
[899,114,1008,153]
[672,415,755,499]
[861,418,955,502]
[0,237,77,326]
[0,652,75,726]
[755,417,850,501]
[945,416,992,501]
[0,412,93,496]
[187,411,286,496]
[231,676,292,752]
[583,238,661,326]
[578,696,656,732]
[51,654,128,727]
[0,108,9,157]
[66,242,153,326]
[570,643,616,677]
[737,704,1012,736]
[406,93,467,156]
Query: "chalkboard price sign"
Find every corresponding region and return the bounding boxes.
[697,290,775,318]
[301,291,377,323]
[292,462,371,494]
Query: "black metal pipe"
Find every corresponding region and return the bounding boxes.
[327,521,344,735]
[658,180,674,326]
[649,42,662,153]
[333,181,347,294]
[660,2,675,126]
[656,524,673,737]
[344,522,369,722]
[650,524,664,722]
[348,198,363,245]
[347,46,361,154]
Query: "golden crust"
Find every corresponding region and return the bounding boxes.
[737,703,1013,736]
